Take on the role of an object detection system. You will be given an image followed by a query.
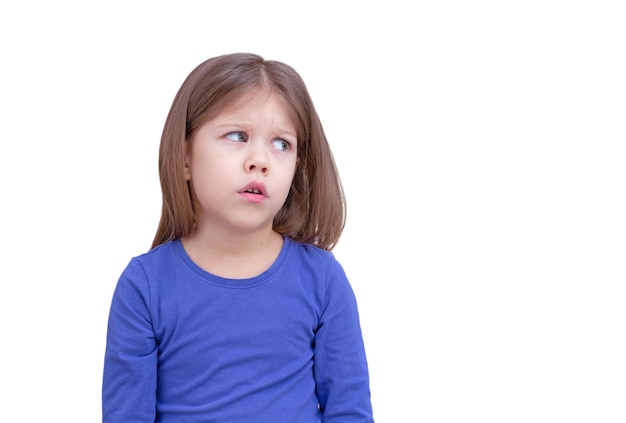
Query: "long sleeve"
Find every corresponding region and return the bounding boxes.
[102,259,158,422]
[313,254,374,422]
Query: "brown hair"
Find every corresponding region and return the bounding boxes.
[151,53,346,251]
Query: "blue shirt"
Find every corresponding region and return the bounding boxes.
[103,237,373,422]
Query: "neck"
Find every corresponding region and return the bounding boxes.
[180,228,284,279]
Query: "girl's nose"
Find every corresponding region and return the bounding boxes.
[248,163,268,173]
[245,143,269,174]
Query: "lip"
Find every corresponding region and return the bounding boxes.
[239,181,267,203]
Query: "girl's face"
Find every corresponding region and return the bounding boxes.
[184,89,298,237]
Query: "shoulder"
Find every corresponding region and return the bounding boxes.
[126,240,178,271]
[283,238,351,294]
[285,237,343,271]
[117,240,180,287]
[133,240,177,262]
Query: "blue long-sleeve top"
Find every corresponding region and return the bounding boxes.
[102,237,373,422]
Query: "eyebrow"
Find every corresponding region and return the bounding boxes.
[276,127,298,140]
[215,122,297,140]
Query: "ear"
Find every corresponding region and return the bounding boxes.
[183,140,192,181]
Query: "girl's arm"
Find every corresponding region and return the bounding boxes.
[102,259,158,422]
[313,255,374,422]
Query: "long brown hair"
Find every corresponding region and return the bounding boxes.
[151,53,346,251]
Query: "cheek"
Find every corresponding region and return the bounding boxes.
[286,159,298,185]
[274,162,297,196]
[192,165,228,188]
[188,145,232,180]
[272,151,298,177]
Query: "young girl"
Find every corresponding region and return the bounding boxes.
[102,53,374,422]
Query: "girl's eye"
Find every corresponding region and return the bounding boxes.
[271,139,290,152]
[225,131,246,142]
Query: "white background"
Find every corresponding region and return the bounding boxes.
[1,1,624,421]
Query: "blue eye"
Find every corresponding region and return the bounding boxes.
[272,139,290,152]
[226,131,246,142]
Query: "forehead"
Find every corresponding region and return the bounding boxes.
[217,87,297,125]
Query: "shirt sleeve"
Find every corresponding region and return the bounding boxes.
[313,254,374,422]
[102,258,158,422]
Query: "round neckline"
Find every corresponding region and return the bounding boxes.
[171,236,292,289]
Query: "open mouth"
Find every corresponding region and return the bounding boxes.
[240,181,266,200]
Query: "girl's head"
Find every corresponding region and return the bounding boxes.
[152,53,346,251]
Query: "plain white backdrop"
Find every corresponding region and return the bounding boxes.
[1,1,624,421]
